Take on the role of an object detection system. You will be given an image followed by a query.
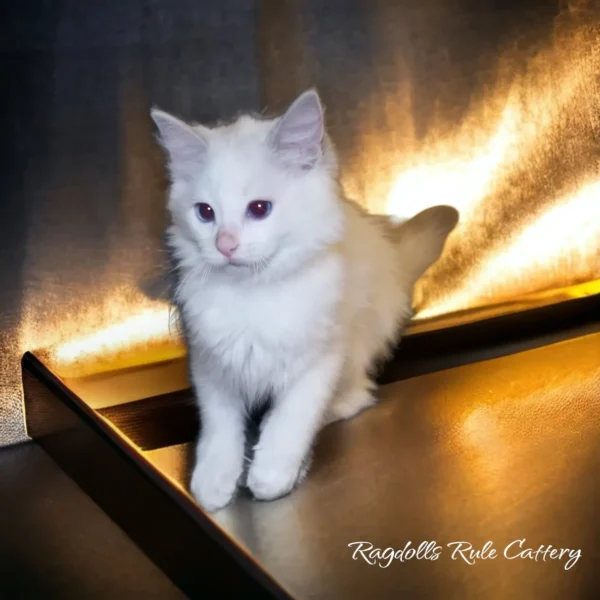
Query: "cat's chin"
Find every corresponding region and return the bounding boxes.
[202,251,277,275]
[221,253,276,272]
[224,260,247,268]
[219,258,271,273]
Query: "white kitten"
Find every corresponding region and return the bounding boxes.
[151,90,458,512]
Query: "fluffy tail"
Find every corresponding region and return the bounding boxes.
[388,205,459,287]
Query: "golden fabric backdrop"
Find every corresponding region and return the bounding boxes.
[2,0,599,446]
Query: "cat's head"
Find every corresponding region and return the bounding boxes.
[151,90,343,281]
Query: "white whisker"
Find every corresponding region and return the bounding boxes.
[199,264,212,285]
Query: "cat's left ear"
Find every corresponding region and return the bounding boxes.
[269,89,324,170]
[151,108,208,179]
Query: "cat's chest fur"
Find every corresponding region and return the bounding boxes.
[180,254,343,395]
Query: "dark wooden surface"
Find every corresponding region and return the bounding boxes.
[0,442,186,600]
[22,352,291,600]
[22,325,600,600]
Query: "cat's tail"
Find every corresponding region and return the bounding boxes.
[388,205,459,287]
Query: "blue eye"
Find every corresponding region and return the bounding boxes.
[247,200,272,219]
[195,202,215,223]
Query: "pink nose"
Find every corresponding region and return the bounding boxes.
[215,231,239,258]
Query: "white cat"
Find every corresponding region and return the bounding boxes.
[151,90,458,512]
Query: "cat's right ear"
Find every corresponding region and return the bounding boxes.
[150,109,208,179]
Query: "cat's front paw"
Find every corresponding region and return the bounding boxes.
[247,452,303,502]
[190,447,243,512]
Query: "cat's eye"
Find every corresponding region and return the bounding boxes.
[247,200,272,220]
[195,202,215,223]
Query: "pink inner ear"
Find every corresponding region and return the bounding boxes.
[271,90,324,169]
[151,109,207,175]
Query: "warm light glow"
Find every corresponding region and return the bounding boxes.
[420,182,600,317]
[387,104,519,222]
[461,406,499,448]
[24,12,600,377]
[21,286,184,378]
[386,49,587,223]
[380,19,600,317]
[54,306,173,364]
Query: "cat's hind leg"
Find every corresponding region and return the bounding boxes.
[324,375,378,426]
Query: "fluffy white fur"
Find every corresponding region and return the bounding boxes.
[151,90,458,512]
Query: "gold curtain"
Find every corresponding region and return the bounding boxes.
[3,0,599,446]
